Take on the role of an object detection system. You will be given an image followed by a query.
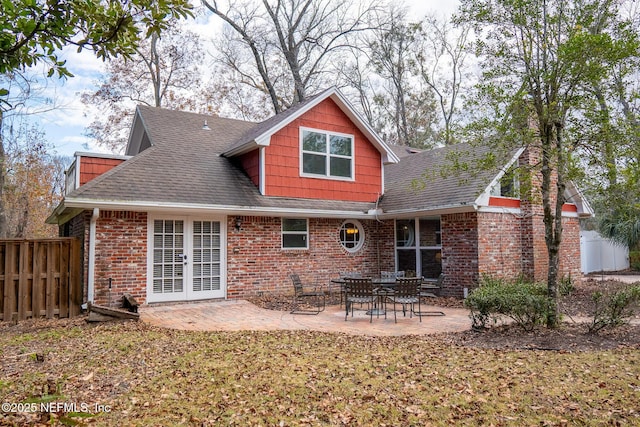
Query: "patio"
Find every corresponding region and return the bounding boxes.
[140,299,472,336]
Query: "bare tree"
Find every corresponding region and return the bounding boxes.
[82,22,210,153]
[366,8,440,147]
[0,71,64,237]
[416,15,471,145]
[203,0,384,113]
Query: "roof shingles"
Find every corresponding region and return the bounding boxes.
[380,143,503,214]
[65,106,509,217]
[68,106,378,214]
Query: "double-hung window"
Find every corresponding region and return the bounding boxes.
[282,218,308,249]
[301,128,353,180]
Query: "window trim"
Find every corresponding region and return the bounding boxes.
[491,163,520,198]
[299,126,355,181]
[395,217,442,278]
[339,220,365,253]
[281,218,309,250]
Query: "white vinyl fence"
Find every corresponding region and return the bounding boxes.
[580,230,629,274]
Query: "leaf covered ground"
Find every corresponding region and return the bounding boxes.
[1,277,639,426]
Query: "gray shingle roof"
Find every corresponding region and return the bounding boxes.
[66,106,377,214]
[223,89,329,156]
[62,106,512,218]
[380,143,507,214]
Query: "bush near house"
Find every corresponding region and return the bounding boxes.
[587,285,640,334]
[465,276,554,331]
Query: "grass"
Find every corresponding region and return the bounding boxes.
[1,320,639,426]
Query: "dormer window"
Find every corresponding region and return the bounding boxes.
[300,127,354,180]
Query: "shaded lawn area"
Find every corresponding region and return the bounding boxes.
[1,319,639,426]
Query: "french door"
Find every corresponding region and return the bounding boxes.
[147,217,226,302]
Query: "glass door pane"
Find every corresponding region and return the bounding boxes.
[152,219,185,295]
[192,221,221,294]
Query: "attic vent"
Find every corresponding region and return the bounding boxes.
[203,120,210,130]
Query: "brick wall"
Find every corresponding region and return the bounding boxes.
[442,209,582,298]
[441,213,479,297]
[519,146,581,282]
[62,208,582,304]
[93,211,148,306]
[226,216,395,298]
[477,212,524,278]
[559,217,582,280]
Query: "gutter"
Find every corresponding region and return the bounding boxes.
[87,208,99,304]
[62,198,377,219]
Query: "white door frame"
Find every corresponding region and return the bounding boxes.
[146,215,227,303]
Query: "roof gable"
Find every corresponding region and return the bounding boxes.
[222,87,400,164]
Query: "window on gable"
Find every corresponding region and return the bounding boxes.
[491,166,520,198]
[282,218,308,249]
[301,128,353,179]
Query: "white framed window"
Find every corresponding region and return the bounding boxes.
[300,127,354,180]
[395,218,442,279]
[339,220,365,253]
[491,164,520,198]
[282,218,308,249]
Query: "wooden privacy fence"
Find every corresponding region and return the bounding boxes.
[1,238,82,321]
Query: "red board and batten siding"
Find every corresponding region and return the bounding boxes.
[79,157,126,186]
[263,98,382,202]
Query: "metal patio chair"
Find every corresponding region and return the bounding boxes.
[344,277,377,322]
[290,273,326,315]
[387,277,423,323]
[417,274,445,316]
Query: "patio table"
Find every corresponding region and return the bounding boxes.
[331,278,398,316]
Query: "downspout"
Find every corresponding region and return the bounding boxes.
[87,208,99,304]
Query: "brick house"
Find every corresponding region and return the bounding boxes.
[48,87,591,306]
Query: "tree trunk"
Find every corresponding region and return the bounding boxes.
[150,33,162,107]
[542,121,568,328]
[0,110,7,238]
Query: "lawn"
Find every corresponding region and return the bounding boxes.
[1,319,638,426]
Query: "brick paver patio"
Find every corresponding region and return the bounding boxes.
[140,300,472,336]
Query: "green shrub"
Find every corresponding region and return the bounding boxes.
[559,275,575,296]
[465,276,553,331]
[464,278,500,330]
[587,285,640,334]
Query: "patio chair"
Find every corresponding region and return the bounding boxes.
[420,273,444,298]
[334,272,362,307]
[290,273,326,315]
[417,274,445,316]
[387,277,423,323]
[344,277,377,322]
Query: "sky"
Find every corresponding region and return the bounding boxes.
[22,0,459,159]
